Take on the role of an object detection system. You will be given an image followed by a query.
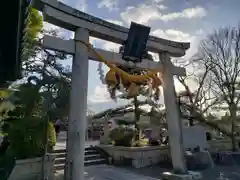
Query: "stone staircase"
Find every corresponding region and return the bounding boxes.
[53,146,107,171]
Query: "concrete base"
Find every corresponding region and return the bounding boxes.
[185,150,215,170]
[98,145,169,168]
[8,154,56,180]
[162,171,202,180]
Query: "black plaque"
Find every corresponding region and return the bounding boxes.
[122,22,151,63]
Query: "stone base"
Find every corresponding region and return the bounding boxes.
[162,171,202,180]
[185,150,214,170]
[8,154,56,180]
[98,145,169,168]
[215,151,240,165]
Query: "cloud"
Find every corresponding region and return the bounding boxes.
[121,4,207,25]
[152,28,195,42]
[150,28,200,91]
[160,6,207,21]
[151,28,199,61]
[75,0,87,11]
[90,37,121,53]
[89,85,111,103]
[158,4,167,10]
[43,22,60,33]
[89,19,123,51]
[105,19,124,26]
[196,29,204,35]
[43,22,74,39]
[102,42,121,52]
[153,0,164,3]
[121,4,162,25]
[43,22,57,31]
[98,0,119,11]
[59,0,87,12]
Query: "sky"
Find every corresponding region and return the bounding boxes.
[42,0,240,113]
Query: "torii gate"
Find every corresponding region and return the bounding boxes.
[33,0,191,179]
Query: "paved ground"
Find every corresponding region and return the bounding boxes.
[54,165,159,180]
[54,164,240,180]
[123,165,240,180]
[55,131,240,180]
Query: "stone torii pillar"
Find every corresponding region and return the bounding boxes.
[160,52,186,173]
[65,28,89,180]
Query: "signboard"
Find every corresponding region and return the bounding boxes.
[122,22,151,62]
[182,125,209,150]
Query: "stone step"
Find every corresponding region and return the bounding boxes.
[85,158,107,166]
[55,154,101,164]
[54,163,65,171]
[85,154,101,161]
[54,146,96,151]
[85,149,99,155]
[54,159,107,171]
[53,146,108,171]
[85,146,95,151]
[54,147,97,153]
[54,152,66,158]
[53,149,66,154]
[53,149,99,157]
[55,157,65,164]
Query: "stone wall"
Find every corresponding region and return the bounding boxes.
[8,154,55,180]
[98,140,234,168]
[208,139,232,152]
[98,145,170,168]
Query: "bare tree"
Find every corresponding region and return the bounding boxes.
[195,25,240,151]
[176,54,219,123]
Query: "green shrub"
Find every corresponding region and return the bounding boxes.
[109,127,136,147]
[132,138,149,147]
[4,117,43,159]
[47,121,56,152]
[5,117,56,159]
[0,84,57,160]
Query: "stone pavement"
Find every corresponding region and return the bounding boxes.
[54,131,240,180]
[54,165,160,180]
[122,165,240,180]
[54,164,240,180]
[54,133,159,179]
